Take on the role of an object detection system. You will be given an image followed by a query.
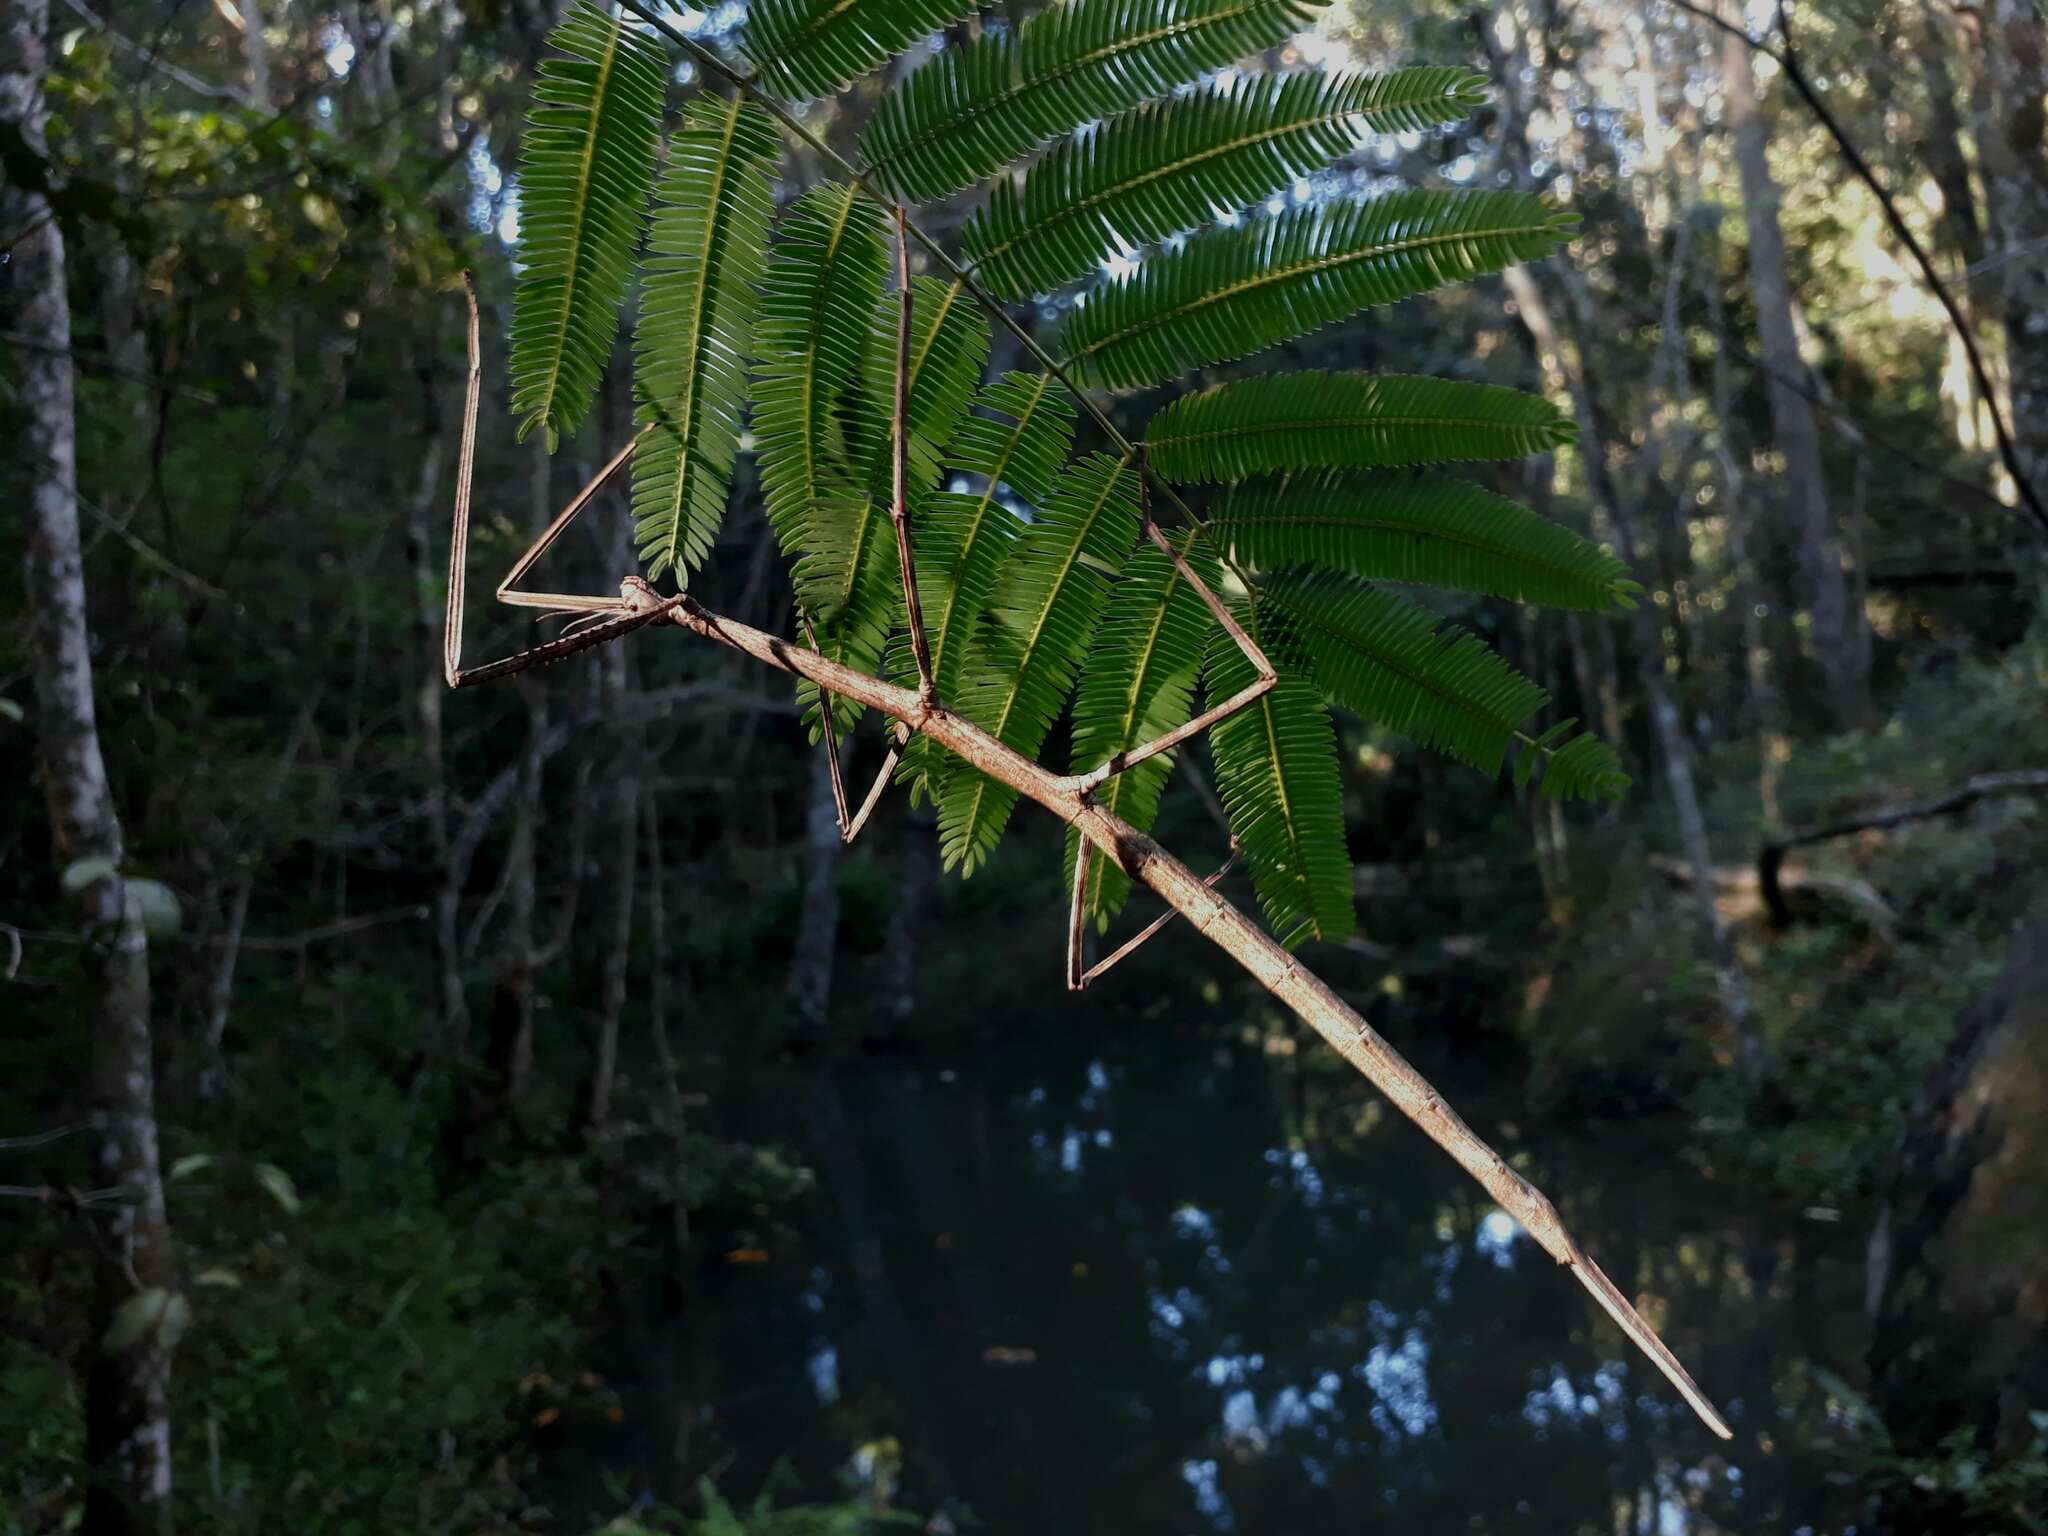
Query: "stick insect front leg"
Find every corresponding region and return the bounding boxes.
[443,278,679,691]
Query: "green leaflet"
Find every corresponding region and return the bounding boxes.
[630,95,779,585]
[509,2,667,450]
[1206,602,1353,948]
[1260,567,1547,778]
[860,0,1328,203]
[938,454,1141,872]
[1146,371,1576,483]
[1208,474,1639,612]
[797,275,992,732]
[1061,535,1220,925]
[916,371,1078,701]
[745,0,979,101]
[754,184,891,575]
[897,371,1079,793]
[1055,190,1577,391]
[962,69,1488,299]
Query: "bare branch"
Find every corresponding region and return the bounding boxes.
[1663,0,2048,537]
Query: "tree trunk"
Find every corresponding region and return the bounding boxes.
[1868,906,2048,1520]
[1702,227,1788,831]
[4,0,176,1525]
[404,327,462,1051]
[485,438,554,1110]
[875,807,936,1033]
[1506,261,1765,1094]
[642,793,690,1252]
[588,737,639,1135]
[1719,4,1870,729]
[1977,0,2048,497]
[785,739,846,1037]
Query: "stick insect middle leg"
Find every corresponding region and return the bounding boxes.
[444,279,677,691]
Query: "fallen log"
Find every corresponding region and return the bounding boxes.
[1758,770,2048,927]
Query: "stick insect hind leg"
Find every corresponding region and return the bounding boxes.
[443,278,683,691]
[1062,470,1277,992]
[787,207,930,848]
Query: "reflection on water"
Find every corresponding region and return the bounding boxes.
[602,1023,1868,1533]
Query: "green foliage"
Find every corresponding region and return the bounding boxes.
[632,96,779,583]
[960,68,1488,299]
[756,184,891,581]
[510,2,667,450]
[1205,474,1638,612]
[859,0,1330,203]
[1055,191,1576,390]
[507,1,1630,946]
[1062,535,1220,923]
[745,0,977,101]
[1815,1370,2048,1533]
[1261,569,1623,798]
[796,274,993,731]
[938,454,1141,873]
[1145,371,1576,482]
[1206,606,1353,947]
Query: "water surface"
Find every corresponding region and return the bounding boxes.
[601,1022,1866,1533]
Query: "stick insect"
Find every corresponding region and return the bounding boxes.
[444,213,1278,992]
[441,251,1732,1443]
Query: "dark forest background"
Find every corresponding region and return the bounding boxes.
[4,0,2048,1530]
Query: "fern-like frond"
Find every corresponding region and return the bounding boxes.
[853,277,991,499]
[1206,605,1353,947]
[1260,567,1546,776]
[916,371,1079,702]
[797,273,992,729]
[937,454,1141,872]
[745,0,978,101]
[630,95,779,585]
[1209,474,1639,611]
[860,0,1327,203]
[1061,534,1220,924]
[1055,191,1575,391]
[1146,371,1575,482]
[896,370,1078,791]
[962,69,1487,299]
[509,1,667,449]
[754,183,891,573]
[1517,721,1629,801]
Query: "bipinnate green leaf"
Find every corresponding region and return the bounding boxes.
[938,454,1141,872]
[631,95,779,584]
[510,2,667,450]
[861,0,1330,203]
[1205,604,1353,947]
[1061,534,1220,924]
[1056,191,1576,391]
[1146,371,1576,483]
[746,0,979,101]
[963,68,1488,299]
[1207,474,1638,611]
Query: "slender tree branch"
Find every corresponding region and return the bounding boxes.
[1663,0,2048,537]
[1759,769,2048,925]
[891,207,937,705]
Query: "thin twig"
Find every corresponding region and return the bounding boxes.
[0,1124,84,1153]
[55,0,248,102]
[892,207,937,705]
[1663,0,2048,537]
